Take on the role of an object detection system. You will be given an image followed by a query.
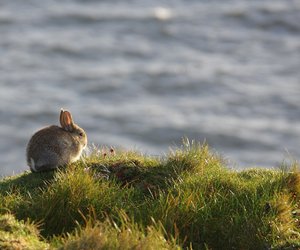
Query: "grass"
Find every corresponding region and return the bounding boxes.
[1,139,300,249]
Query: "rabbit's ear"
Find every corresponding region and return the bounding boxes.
[60,109,64,127]
[60,110,74,132]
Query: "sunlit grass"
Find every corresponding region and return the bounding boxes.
[1,139,300,249]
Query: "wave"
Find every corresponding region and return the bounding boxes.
[45,6,174,25]
[224,4,300,33]
[0,13,14,25]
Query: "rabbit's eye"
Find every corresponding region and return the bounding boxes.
[79,132,83,136]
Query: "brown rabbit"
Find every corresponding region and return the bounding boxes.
[26,109,87,172]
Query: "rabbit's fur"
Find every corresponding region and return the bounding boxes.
[26,109,87,172]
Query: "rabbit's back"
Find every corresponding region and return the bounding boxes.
[26,125,78,171]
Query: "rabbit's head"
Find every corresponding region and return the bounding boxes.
[60,109,87,149]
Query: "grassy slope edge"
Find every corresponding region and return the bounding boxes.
[1,140,300,249]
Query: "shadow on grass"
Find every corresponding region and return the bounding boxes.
[87,158,184,196]
[0,171,56,195]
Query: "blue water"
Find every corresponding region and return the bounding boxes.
[0,0,300,176]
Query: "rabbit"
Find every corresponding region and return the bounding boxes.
[26,109,87,172]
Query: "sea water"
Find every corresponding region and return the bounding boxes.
[0,0,299,176]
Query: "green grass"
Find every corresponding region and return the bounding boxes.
[1,139,300,249]
[0,213,48,249]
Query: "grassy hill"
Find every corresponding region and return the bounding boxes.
[1,139,300,249]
